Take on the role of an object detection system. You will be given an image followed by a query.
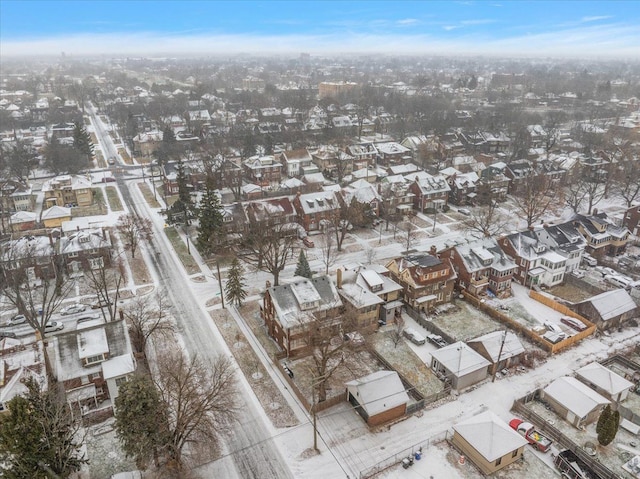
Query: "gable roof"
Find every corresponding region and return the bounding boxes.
[579,289,637,321]
[345,370,409,417]
[467,331,525,362]
[576,362,634,396]
[543,376,610,417]
[453,411,528,461]
[431,342,491,377]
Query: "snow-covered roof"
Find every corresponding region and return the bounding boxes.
[77,328,109,359]
[582,289,637,321]
[41,205,71,220]
[430,342,491,377]
[9,211,36,223]
[345,370,409,417]
[453,411,528,462]
[467,331,525,362]
[543,376,610,418]
[102,354,136,380]
[576,362,634,396]
[297,192,339,214]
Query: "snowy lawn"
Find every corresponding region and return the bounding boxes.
[84,419,137,479]
[369,330,445,397]
[122,242,152,286]
[136,182,161,208]
[547,282,599,303]
[105,186,123,211]
[430,300,502,342]
[210,309,299,428]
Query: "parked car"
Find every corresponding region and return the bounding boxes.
[44,321,64,333]
[581,254,597,267]
[560,316,587,332]
[108,157,116,165]
[60,303,87,315]
[458,208,471,216]
[101,176,116,183]
[343,331,365,346]
[426,333,448,348]
[7,314,26,326]
[0,330,17,339]
[604,275,631,288]
[571,270,585,279]
[542,331,566,344]
[543,321,563,334]
[403,328,426,345]
[91,299,113,309]
[302,237,314,248]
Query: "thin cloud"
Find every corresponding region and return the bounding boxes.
[581,15,613,22]
[460,19,496,26]
[397,18,419,26]
[442,25,460,31]
[1,23,638,59]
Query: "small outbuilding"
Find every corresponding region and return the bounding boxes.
[541,376,610,428]
[572,289,638,330]
[345,370,409,426]
[430,342,491,391]
[467,331,525,375]
[452,411,528,475]
[576,362,635,403]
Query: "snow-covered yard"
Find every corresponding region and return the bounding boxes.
[429,299,502,342]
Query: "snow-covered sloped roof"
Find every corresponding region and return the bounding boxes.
[431,342,491,377]
[345,370,409,417]
[453,411,528,462]
[102,354,136,380]
[467,331,524,362]
[77,328,109,359]
[543,376,610,418]
[581,289,637,321]
[576,362,634,396]
[41,205,71,220]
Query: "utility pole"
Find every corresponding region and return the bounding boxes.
[216,261,225,309]
[492,331,507,383]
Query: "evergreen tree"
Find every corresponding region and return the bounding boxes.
[72,121,94,159]
[196,179,224,255]
[0,377,87,478]
[167,159,195,225]
[596,404,620,446]
[44,140,87,174]
[225,257,248,307]
[294,249,313,278]
[114,374,168,469]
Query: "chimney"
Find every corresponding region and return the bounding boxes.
[336,268,343,289]
[48,232,54,247]
[430,245,437,256]
[593,208,598,215]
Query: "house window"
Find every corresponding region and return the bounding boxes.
[89,257,104,270]
[495,457,502,466]
[512,450,518,458]
[83,354,106,366]
[90,372,102,380]
[115,376,128,387]
[68,251,78,258]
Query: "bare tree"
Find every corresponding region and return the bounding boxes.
[391,313,405,349]
[123,293,172,356]
[155,352,238,469]
[612,157,640,207]
[318,229,339,275]
[87,261,123,322]
[117,213,153,259]
[462,201,510,237]
[399,220,418,253]
[237,222,297,286]
[0,240,71,340]
[510,175,555,228]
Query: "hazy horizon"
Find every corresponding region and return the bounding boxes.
[1,1,639,60]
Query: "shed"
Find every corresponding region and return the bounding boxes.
[542,376,610,428]
[345,370,409,426]
[452,411,528,475]
[467,331,525,375]
[576,362,634,403]
[572,289,638,330]
[430,342,490,391]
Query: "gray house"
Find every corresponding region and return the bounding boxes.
[430,342,490,391]
[541,376,610,428]
[572,289,638,330]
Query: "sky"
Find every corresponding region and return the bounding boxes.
[1,1,639,59]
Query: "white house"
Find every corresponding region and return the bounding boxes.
[576,362,635,403]
[542,376,610,428]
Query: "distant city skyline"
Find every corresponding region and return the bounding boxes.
[1,0,639,59]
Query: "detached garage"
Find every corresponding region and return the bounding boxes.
[345,370,409,427]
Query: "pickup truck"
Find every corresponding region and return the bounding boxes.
[509,418,553,452]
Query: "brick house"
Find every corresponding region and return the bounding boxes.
[572,213,630,257]
[623,204,640,236]
[310,145,355,180]
[58,228,113,275]
[385,249,457,314]
[292,191,341,233]
[132,130,163,159]
[261,276,343,358]
[52,319,136,414]
[244,197,297,229]
[0,235,57,283]
[441,238,517,298]
[243,155,283,188]
[407,172,450,213]
[42,175,93,208]
[375,142,412,167]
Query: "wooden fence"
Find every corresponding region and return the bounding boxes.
[512,397,619,479]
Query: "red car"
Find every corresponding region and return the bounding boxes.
[302,237,314,248]
[560,316,587,332]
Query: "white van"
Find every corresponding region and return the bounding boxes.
[605,275,631,288]
[403,327,426,345]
